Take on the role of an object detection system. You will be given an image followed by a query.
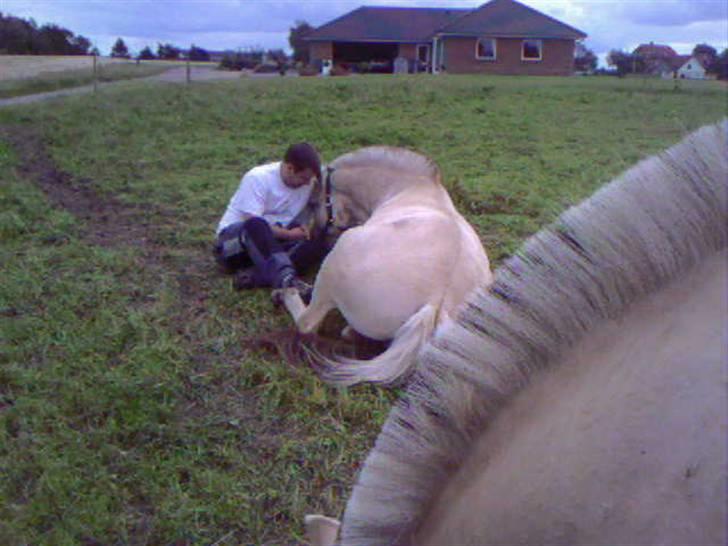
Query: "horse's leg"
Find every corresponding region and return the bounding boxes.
[275,240,346,334]
[277,283,335,334]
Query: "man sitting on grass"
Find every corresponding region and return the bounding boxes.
[213,142,328,297]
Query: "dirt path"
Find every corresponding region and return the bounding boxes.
[2,125,168,248]
[0,66,245,108]
[0,124,220,311]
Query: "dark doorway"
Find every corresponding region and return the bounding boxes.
[333,42,398,73]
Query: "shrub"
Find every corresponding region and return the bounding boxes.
[218,49,263,71]
[330,65,351,77]
[297,65,319,77]
[252,63,280,74]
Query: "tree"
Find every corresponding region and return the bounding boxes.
[266,48,288,75]
[36,24,74,54]
[693,43,718,74]
[157,42,181,60]
[138,46,155,60]
[0,12,91,55]
[288,20,313,64]
[574,43,597,73]
[188,44,210,62]
[607,49,634,77]
[267,48,287,63]
[70,34,91,55]
[111,37,130,58]
[218,48,263,71]
[716,48,728,80]
[0,13,35,53]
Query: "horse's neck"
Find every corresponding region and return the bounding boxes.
[417,249,727,546]
[339,168,442,214]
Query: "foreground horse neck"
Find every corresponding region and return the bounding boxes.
[416,250,727,546]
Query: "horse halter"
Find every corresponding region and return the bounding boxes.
[323,166,335,234]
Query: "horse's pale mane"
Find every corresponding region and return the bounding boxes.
[340,121,728,546]
[330,146,441,183]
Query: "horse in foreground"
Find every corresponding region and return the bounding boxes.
[273,146,493,386]
[305,120,727,545]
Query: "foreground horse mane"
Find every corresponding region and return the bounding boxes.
[340,121,727,545]
[330,146,441,184]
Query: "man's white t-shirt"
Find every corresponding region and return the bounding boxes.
[216,161,313,235]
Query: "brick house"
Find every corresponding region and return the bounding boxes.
[305,0,586,75]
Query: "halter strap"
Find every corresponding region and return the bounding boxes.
[323,166,335,233]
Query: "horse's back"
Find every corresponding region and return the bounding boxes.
[417,249,727,545]
[320,205,488,340]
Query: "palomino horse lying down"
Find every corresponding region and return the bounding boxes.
[305,120,727,546]
[274,146,493,386]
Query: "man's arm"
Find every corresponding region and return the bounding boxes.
[236,212,309,241]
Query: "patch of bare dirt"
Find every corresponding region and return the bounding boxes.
[2,125,165,249]
[1,124,222,335]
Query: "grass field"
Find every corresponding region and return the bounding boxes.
[1,55,134,80]
[0,74,725,545]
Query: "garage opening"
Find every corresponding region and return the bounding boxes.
[333,42,398,73]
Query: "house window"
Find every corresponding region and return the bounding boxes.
[522,39,542,61]
[476,38,496,60]
[687,63,692,69]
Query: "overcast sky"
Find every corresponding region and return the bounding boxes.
[3,0,727,66]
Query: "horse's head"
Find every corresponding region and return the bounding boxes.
[307,147,441,242]
[308,167,369,242]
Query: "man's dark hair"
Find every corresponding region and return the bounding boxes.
[284,142,321,180]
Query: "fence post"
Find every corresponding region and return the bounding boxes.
[186,58,191,84]
[93,54,98,93]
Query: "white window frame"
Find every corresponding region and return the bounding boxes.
[521,39,543,61]
[475,37,496,61]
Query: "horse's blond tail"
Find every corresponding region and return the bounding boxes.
[314,304,439,387]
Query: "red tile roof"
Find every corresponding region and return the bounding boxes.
[440,0,586,39]
[633,43,678,58]
[306,0,586,43]
[305,6,469,43]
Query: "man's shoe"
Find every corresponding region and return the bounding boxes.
[233,268,256,291]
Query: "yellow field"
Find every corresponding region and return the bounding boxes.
[0,55,217,81]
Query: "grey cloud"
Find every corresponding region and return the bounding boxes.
[587,0,727,27]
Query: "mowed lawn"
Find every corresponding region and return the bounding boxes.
[0,75,725,545]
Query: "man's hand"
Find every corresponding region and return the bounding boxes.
[272,224,310,241]
[288,225,310,241]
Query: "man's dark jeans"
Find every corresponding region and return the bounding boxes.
[213,217,328,287]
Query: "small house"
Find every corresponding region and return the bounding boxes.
[676,56,708,79]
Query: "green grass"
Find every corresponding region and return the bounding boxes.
[0,74,726,545]
[0,63,171,99]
